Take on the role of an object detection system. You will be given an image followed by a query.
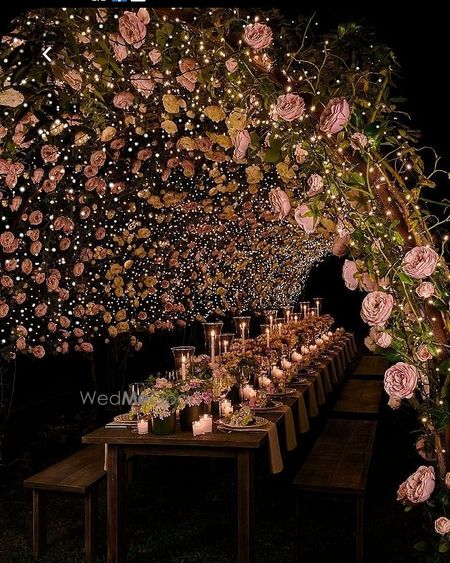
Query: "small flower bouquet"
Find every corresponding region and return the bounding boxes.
[178,378,213,409]
[139,378,180,420]
[224,406,255,427]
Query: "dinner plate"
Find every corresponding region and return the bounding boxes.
[217,416,269,429]
[244,400,283,412]
[113,413,137,424]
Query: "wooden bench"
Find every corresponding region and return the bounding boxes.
[352,355,388,380]
[24,445,105,561]
[332,379,383,419]
[293,419,377,562]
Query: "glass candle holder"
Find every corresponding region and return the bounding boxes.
[219,333,234,355]
[233,316,251,350]
[281,305,294,323]
[171,346,195,380]
[264,309,277,332]
[308,308,316,317]
[202,322,223,363]
[300,301,310,319]
[275,317,284,335]
[314,297,323,317]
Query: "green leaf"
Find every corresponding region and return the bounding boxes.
[263,139,282,163]
[439,540,449,553]
[413,541,428,552]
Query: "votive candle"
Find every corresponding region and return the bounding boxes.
[137,419,148,435]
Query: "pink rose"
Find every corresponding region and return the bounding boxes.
[233,130,251,161]
[369,326,392,348]
[225,57,238,72]
[109,33,128,62]
[60,316,70,328]
[0,302,9,318]
[397,466,435,504]
[46,274,59,291]
[269,188,291,219]
[1,275,13,288]
[90,151,106,168]
[307,174,324,197]
[402,246,439,279]
[416,281,434,298]
[294,145,308,164]
[16,337,26,351]
[350,132,368,150]
[435,517,450,536]
[149,48,161,64]
[243,23,272,51]
[119,11,147,48]
[275,94,305,122]
[319,97,350,134]
[63,69,82,91]
[445,473,450,489]
[416,344,432,362]
[137,8,150,25]
[361,291,394,326]
[113,91,134,109]
[15,293,26,304]
[35,303,48,317]
[30,241,42,255]
[131,73,154,98]
[41,144,59,163]
[360,273,379,292]
[32,345,45,358]
[83,165,98,178]
[81,342,93,353]
[30,212,44,228]
[342,260,358,290]
[49,165,65,182]
[384,362,418,400]
[176,58,198,92]
[294,204,317,234]
[0,231,15,248]
[59,238,71,251]
[332,234,350,257]
[73,262,84,277]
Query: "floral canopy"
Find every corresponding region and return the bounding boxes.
[2,6,450,554]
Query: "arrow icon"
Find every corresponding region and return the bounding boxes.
[43,46,52,62]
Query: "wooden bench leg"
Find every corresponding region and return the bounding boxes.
[32,489,47,558]
[85,485,98,562]
[356,497,364,563]
[295,494,302,562]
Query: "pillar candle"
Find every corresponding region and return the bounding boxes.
[266,327,270,348]
[210,330,215,362]
[137,419,148,435]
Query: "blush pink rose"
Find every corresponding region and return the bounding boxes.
[416,344,432,362]
[109,33,128,62]
[307,174,324,197]
[360,272,379,292]
[83,165,98,178]
[225,57,238,72]
[113,91,134,109]
[119,11,147,48]
[32,345,45,358]
[63,69,82,91]
[15,293,26,304]
[435,517,450,536]
[275,94,305,122]
[294,145,308,164]
[384,362,418,400]
[342,260,358,290]
[41,144,59,163]
[59,238,71,251]
[361,291,394,326]
[90,150,106,168]
[131,73,154,98]
[233,129,251,161]
[73,262,84,277]
[332,234,350,257]
[397,466,435,505]
[350,132,368,150]
[416,281,434,298]
[176,58,198,92]
[30,241,42,255]
[60,316,70,328]
[402,246,439,279]
[137,7,150,24]
[35,303,48,317]
[46,274,59,291]
[16,337,26,351]
[81,342,94,353]
[149,48,161,64]
[0,302,9,318]
[269,188,291,219]
[294,204,317,234]
[369,326,392,348]
[319,97,350,134]
[243,23,272,51]
[29,210,43,225]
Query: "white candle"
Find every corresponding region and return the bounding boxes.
[201,414,213,433]
[210,330,216,362]
[316,300,320,316]
[258,375,271,389]
[286,311,290,323]
[269,314,274,331]
[266,327,270,348]
[220,399,233,417]
[192,420,204,436]
[223,339,228,354]
[294,314,298,322]
[137,419,148,435]
[242,384,255,401]
[240,322,245,352]
[181,354,186,380]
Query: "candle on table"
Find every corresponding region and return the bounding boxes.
[220,399,233,417]
[266,327,270,348]
[223,339,228,354]
[210,330,216,362]
[137,418,148,435]
[258,375,271,389]
[316,299,320,316]
[269,314,274,331]
[294,314,298,322]
[242,384,255,401]
[181,354,186,380]
[240,322,245,351]
[201,414,213,433]
[192,420,204,436]
[286,310,290,323]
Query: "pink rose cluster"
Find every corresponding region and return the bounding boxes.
[243,23,273,51]
[397,465,435,505]
[384,362,418,401]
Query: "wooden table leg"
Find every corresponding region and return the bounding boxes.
[107,445,128,563]
[85,484,98,562]
[356,497,364,563]
[237,450,254,563]
[32,489,46,558]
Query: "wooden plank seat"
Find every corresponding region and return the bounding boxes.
[352,355,388,379]
[24,445,105,561]
[293,419,377,562]
[332,379,383,419]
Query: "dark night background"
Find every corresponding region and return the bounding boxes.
[0,3,448,562]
